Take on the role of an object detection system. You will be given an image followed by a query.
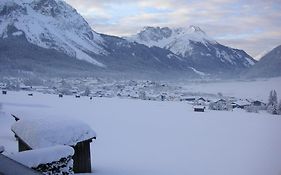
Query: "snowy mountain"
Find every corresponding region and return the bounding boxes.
[0,0,255,79]
[0,0,108,66]
[126,26,216,56]
[0,0,203,79]
[126,26,256,76]
[245,45,281,78]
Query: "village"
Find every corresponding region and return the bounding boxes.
[0,77,273,114]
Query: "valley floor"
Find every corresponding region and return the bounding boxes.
[180,77,281,101]
[1,90,281,175]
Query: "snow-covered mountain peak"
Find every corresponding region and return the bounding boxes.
[174,25,206,35]
[126,25,216,56]
[0,0,107,67]
[188,25,205,33]
[131,25,211,44]
[125,25,256,70]
[137,26,172,42]
[172,25,214,44]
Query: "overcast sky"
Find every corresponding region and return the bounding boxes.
[64,0,281,59]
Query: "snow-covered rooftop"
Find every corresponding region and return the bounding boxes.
[8,145,74,168]
[11,118,96,149]
[193,105,205,109]
[233,100,251,106]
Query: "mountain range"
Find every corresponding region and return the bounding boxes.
[125,26,256,76]
[245,45,281,78]
[0,0,277,80]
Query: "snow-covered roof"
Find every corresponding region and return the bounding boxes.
[8,145,74,168]
[233,100,251,106]
[11,118,96,149]
[197,97,206,101]
[251,100,266,104]
[193,105,205,109]
[214,99,227,102]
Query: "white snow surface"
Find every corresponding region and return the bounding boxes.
[189,67,206,76]
[0,0,107,66]
[8,145,74,168]
[11,117,96,148]
[234,99,252,106]
[1,78,281,175]
[180,77,281,101]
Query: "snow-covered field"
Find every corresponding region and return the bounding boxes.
[1,79,281,175]
[180,77,281,101]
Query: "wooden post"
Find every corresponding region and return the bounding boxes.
[72,140,92,173]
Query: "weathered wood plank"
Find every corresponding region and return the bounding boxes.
[73,140,92,173]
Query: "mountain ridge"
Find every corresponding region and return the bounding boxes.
[125,26,256,75]
[245,45,281,78]
[0,0,107,66]
[0,0,257,79]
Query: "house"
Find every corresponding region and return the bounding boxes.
[11,118,96,173]
[2,90,7,95]
[209,99,231,111]
[251,100,266,107]
[93,91,105,97]
[0,83,7,89]
[194,97,207,106]
[194,106,205,112]
[147,94,161,101]
[232,100,251,109]
[19,85,32,91]
[197,97,206,102]
[59,94,63,98]
[32,86,49,92]
[180,97,196,102]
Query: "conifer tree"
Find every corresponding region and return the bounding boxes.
[267,90,278,114]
